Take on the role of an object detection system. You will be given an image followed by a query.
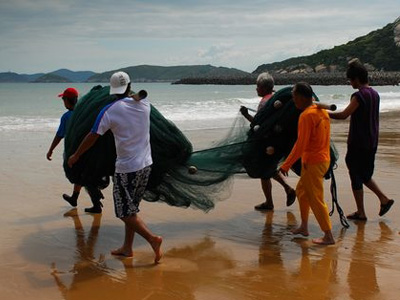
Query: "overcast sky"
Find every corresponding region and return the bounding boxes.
[1,0,399,74]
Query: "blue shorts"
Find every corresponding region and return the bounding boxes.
[112,166,151,218]
[345,147,376,190]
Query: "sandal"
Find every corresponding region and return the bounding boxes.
[286,189,296,207]
[379,199,394,217]
[254,202,274,211]
[347,212,367,221]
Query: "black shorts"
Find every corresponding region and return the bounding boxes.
[112,166,151,218]
[345,147,376,190]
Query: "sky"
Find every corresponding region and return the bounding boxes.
[0,0,399,74]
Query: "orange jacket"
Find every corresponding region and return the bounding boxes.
[281,104,330,172]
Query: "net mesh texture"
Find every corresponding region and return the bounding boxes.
[64,85,340,216]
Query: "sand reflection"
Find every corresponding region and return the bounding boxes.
[347,221,395,300]
[17,204,400,299]
[51,209,156,299]
[50,210,238,300]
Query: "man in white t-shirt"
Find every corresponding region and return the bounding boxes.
[68,71,162,263]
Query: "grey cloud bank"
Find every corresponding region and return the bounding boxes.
[1,0,399,73]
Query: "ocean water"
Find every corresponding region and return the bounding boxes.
[1,82,400,133]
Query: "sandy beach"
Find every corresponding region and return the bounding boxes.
[0,113,400,300]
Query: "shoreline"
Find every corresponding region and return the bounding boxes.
[2,71,400,86]
[173,71,400,86]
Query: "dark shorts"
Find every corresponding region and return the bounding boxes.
[345,147,376,190]
[112,166,151,218]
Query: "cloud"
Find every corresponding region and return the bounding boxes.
[0,0,399,73]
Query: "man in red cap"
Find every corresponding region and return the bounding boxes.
[47,87,82,207]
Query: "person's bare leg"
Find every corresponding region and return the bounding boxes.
[364,179,390,204]
[292,178,309,236]
[111,221,135,257]
[63,184,82,207]
[273,173,296,206]
[73,184,82,193]
[112,214,162,262]
[129,214,162,263]
[291,212,310,236]
[273,172,294,194]
[312,230,335,245]
[350,188,367,219]
[260,178,274,208]
[292,222,309,236]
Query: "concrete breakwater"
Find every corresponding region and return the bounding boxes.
[173,72,400,86]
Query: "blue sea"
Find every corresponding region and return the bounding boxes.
[1,82,400,134]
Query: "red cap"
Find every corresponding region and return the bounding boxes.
[58,87,79,98]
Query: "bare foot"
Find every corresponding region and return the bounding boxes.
[312,237,335,245]
[111,248,133,257]
[151,236,163,263]
[292,227,309,237]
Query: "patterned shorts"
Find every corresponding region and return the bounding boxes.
[112,166,151,218]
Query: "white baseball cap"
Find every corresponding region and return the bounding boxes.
[109,71,131,95]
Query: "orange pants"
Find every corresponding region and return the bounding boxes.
[296,161,331,231]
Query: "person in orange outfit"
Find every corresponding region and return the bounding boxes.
[279,82,335,245]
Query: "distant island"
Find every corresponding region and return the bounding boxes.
[1,17,399,86]
[0,65,249,84]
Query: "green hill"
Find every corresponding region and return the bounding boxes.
[87,64,250,82]
[51,69,96,82]
[33,73,71,83]
[254,18,400,74]
[0,72,28,82]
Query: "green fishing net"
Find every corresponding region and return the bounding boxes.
[63,85,341,217]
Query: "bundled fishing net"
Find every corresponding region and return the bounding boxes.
[63,85,115,189]
[64,85,347,226]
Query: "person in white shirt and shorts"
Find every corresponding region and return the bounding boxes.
[68,71,162,263]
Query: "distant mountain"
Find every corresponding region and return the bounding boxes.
[0,72,44,82]
[0,72,28,82]
[0,69,95,83]
[254,17,400,74]
[33,73,71,83]
[87,64,250,82]
[50,69,96,82]
[21,73,45,82]
[1,65,249,83]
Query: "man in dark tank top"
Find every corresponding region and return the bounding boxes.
[329,59,394,221]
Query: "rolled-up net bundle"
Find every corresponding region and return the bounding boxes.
[64,85,340,215]
[63,85,116,189]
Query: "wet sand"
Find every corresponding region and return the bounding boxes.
[0,114,400,300]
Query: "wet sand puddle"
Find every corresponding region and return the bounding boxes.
[1,114,400,299]
[7,200,400,300]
